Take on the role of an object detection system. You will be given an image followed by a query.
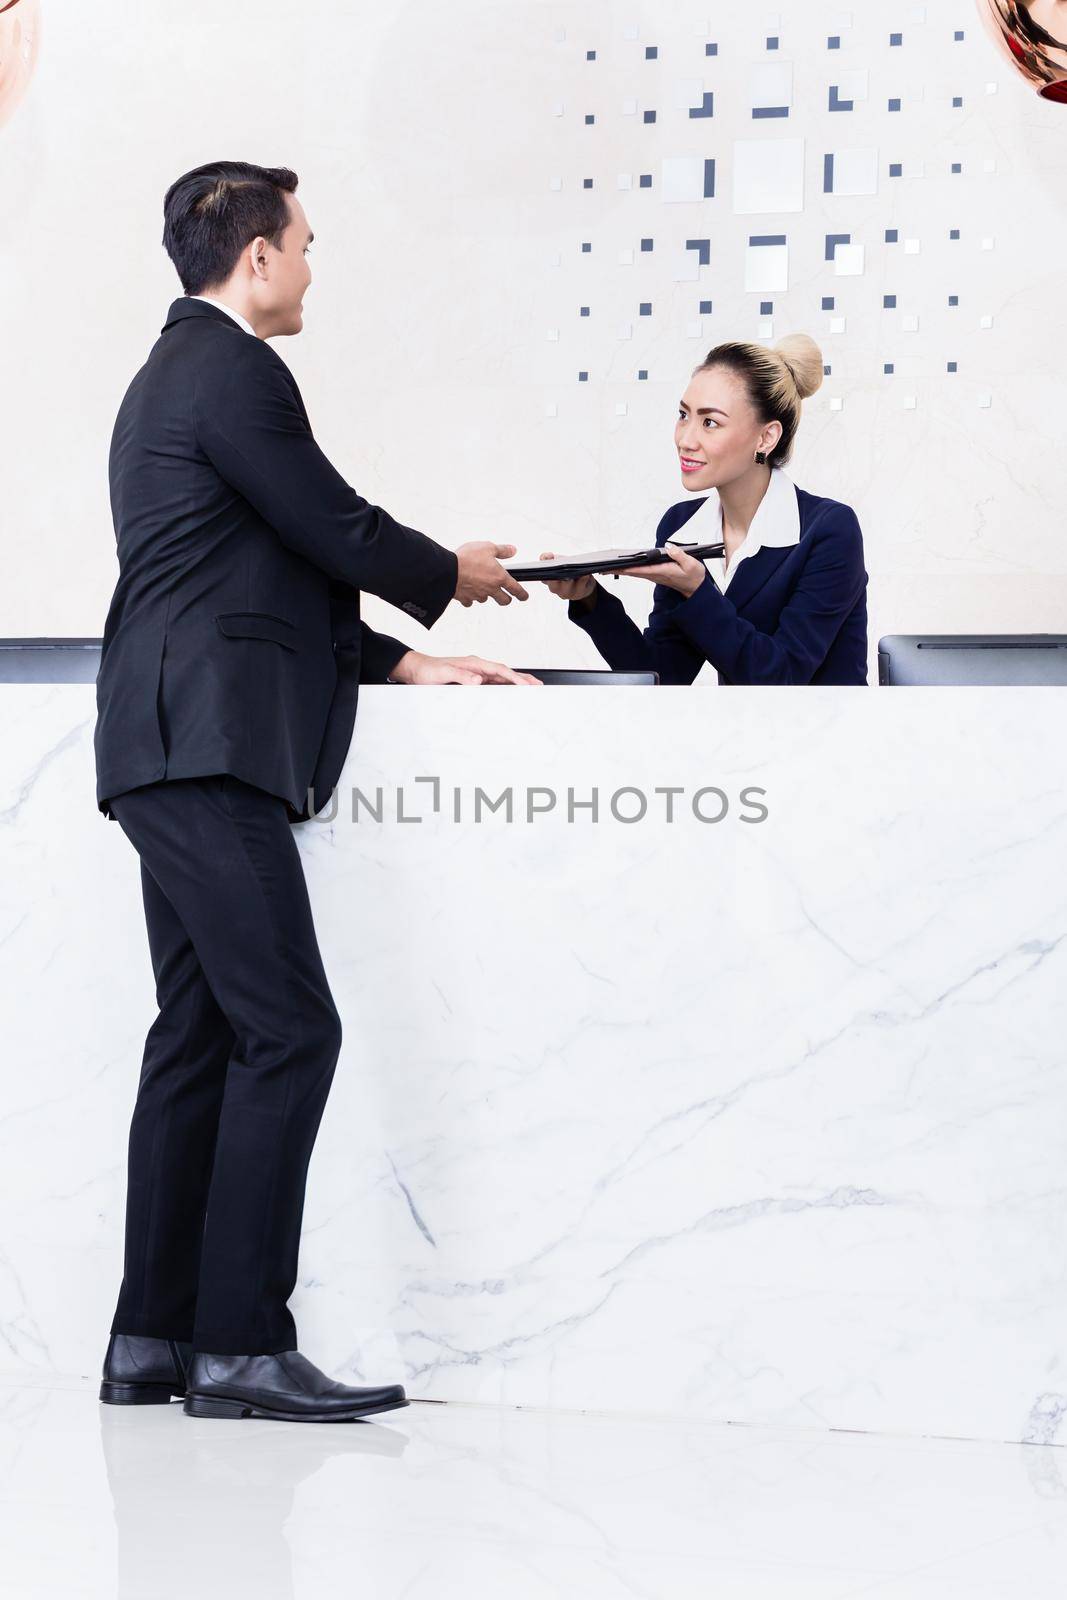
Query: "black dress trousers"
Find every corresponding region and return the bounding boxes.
[106,773,342,1355]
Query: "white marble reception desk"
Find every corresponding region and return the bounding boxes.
[1,684,1065,1446]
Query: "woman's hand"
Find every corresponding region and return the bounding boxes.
[390,651,542,685]
[538,552,596,603]
[621,544,707,597]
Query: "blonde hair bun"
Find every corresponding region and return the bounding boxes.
[772,333,824,401]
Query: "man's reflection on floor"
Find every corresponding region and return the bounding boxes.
[100,1401,408,1599]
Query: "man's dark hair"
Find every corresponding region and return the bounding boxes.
[162,161,299,295]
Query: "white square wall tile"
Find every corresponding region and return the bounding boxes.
[672,77,706,110]
[834,242,865,276]
[750,62,794,109]
[835,68,869,102]
[662,156,707,203]
[672,248,701,282]
[744,241,789,291]
[732,138,805,213]
[830,148,878,196]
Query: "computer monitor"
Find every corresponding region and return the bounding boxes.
[0,639,103,683]
[878,635,1067,686]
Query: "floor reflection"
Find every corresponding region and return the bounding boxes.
[100,1401,407,1600]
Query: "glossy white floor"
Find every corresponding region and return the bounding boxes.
[1,1375,1065,1599]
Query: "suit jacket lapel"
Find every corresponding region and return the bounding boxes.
[719,543,794,614]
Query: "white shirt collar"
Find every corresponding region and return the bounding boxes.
[680,465,800,590]
[188,295,258,339]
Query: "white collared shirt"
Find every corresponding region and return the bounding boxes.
[188,294,259,339]
[672,464,801,592]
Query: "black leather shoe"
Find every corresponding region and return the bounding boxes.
[182,1350,409,1422]
[99,1333,193,1405]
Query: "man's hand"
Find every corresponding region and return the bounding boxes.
[390,650,542,686]
[454,542,530,607]
[620,544,707,597]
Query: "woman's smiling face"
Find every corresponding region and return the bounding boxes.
[674,365,781,491]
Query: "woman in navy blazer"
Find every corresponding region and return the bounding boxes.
[543,335,868,684]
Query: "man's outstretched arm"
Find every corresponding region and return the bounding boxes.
[192,341,458,625]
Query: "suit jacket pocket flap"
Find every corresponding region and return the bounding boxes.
[215,611,298,649]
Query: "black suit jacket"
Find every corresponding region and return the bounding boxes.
[94,297,458,823]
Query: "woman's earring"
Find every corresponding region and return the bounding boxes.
[754,449,767,464]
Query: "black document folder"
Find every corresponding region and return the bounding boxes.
[502,541,726,583]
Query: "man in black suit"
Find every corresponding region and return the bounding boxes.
[96,160,538,1423]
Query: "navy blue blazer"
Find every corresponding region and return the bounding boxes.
[568,484,869,684]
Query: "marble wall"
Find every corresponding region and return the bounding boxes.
[2,0,1066,677]
[2,684,1065,1444]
